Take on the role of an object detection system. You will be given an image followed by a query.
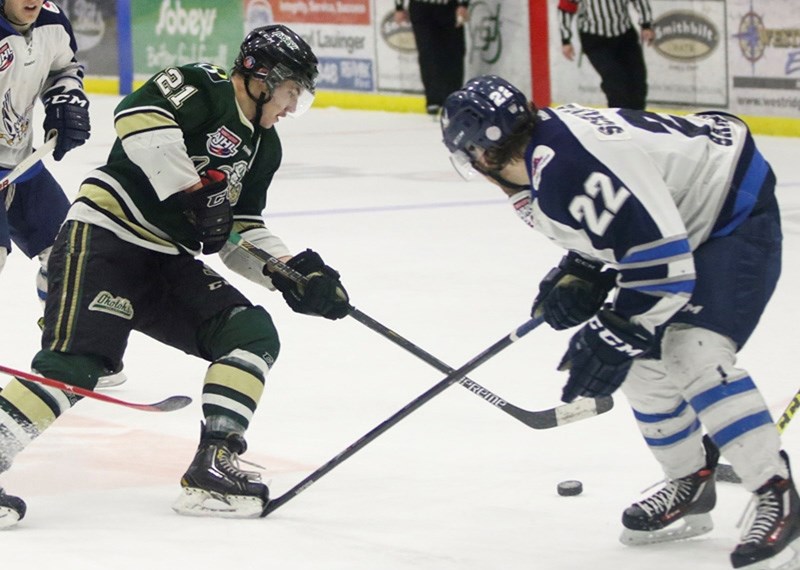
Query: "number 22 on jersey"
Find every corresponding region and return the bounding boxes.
[568,172,631,236]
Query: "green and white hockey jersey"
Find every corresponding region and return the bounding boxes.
[67,63,290,263]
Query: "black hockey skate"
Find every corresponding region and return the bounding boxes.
[731,451,800,569]
[172,423,268,518]
[0,487,26,529]
[620,436,719,545]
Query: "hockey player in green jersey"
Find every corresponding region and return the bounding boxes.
[0,24,351,526]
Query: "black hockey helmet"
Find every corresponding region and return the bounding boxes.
[441,75,532,178]
[234,24,318,95]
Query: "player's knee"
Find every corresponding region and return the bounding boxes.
[661,324,739,389]
[31,350,109,390]
[211,305,280,369]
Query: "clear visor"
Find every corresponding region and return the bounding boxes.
[287,88,315,118]
[254,63,317,118]
[448,147,484,181]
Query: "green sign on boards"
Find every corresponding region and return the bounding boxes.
[131,0,244,80]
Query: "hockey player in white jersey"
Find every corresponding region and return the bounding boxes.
[0,0,88,302]
[0,2,125,391]
[441,75,798,570]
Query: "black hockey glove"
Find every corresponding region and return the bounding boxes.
[270,249,351,320]
[558,308,652,403]
[43,87,90,161]
[532,252,617,330]
[181,169,232,254]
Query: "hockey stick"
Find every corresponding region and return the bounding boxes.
[228,232,614,429]
[0,364,192,412]
[261,316,543,516]
[0,136,57,191]
[349,308,613,428]
[715,388,800,484]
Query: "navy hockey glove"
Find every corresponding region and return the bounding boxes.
[43,87,90,161]
[532,252,617,330]
[270,249,351,320]
[181,169,232,254]
[558,308,652,402]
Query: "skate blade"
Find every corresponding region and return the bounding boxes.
[0,506,22,530]
[172,487,264,519]
[620,513,713,546]
[733,537,800,570]
[96,371,127,389]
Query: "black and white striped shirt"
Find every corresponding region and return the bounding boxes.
[558,0,652,43]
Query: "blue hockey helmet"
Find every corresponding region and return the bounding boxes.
[441,75,532,178]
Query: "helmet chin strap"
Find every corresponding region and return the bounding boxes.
[473,162,531,192]
[245,76,272,129]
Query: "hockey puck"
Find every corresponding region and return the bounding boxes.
[557,480,583,496]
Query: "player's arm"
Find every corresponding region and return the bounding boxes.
[557,0,578,59]
[544,163,694,402]
[219,222,292,290]
[113,67,210,201]
[40,11,89,160]
[221,149,349,320]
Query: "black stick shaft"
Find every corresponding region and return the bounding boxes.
[347,308,612,428]
[262,317,543,516]
[228,232,611,430]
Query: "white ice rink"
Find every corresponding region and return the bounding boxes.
[1,94,800,570]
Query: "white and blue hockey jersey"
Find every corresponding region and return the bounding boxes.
[0,1,84,168]
[511,104,768,335]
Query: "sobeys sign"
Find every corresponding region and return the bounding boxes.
[131,0,243,79]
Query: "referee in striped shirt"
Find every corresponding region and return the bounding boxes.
[559,0,654,110]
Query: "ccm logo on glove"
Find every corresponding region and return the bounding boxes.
[203,188,229,208]
[588,316,647,357]
[47,92,89,107]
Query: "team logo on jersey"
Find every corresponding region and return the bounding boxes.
[509,190,535,229]
[89,291,134,320]
[0,91,31,146]
[0,44,13,73]
[42,1,60,14]
[529,145,555,191]
[196,63,229,83]
[207,127,242,158]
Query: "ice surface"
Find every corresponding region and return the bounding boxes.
[1,96,799,569]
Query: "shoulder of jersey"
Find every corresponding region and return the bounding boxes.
[35,1,72,29]
[180,63,233,90]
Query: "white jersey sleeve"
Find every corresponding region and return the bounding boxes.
[0,2,85,168]
[219,224,291,290]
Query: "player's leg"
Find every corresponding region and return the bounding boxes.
[619,359,718,545]
[578,32,621,108]
[0,222,133,529]
[133,256,279,517]
[9,171,128,388]
[175,305,278,518]
[409,2,441,114]
[0,184,12,297]
[6,168,69,304]
[613,29,648,110]
[667,170,798,566]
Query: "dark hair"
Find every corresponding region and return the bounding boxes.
[482,102,538,171]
